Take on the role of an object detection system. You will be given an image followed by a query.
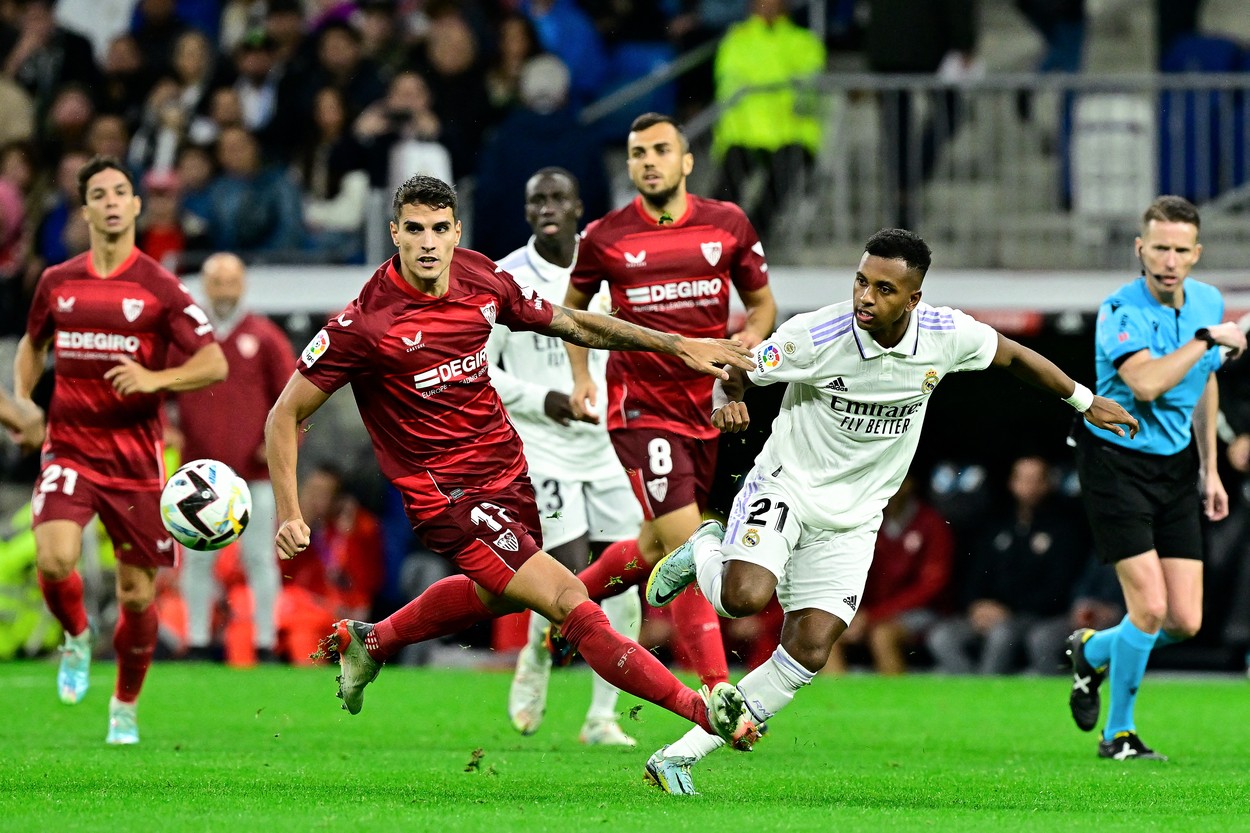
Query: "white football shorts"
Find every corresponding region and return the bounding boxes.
[720,466,879,626]
[529,467,642,550]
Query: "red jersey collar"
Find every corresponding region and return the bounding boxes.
[632,195,692,227]
[386,255,446,301]
[85,246,141,278]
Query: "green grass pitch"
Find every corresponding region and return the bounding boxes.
[2,660,1247,833]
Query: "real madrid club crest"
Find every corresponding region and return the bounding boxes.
[783,341,796,355]
[742,528,760,547]
[922,369,939,393]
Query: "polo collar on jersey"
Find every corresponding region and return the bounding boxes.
[852,305,920,359]
[86,246,140,279]
[632,195,691,227]
[524,235,578,284]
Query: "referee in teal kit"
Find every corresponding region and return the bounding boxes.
[1067,195,1246,761]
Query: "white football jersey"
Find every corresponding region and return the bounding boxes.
[747,300,998,529]
[487,237,621,480]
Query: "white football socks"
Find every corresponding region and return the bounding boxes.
[737,645,815,724]
[693,535,731,617]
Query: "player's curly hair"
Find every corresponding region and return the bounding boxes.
[393,175,457,222]
[864,228,932,280]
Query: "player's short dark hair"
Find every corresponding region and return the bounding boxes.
[629,112,689,152]
[529,166,579,197]
[76,155,135,206]
[392,174,457,222]
[864,228,932,281]
[1142,195,1199,232]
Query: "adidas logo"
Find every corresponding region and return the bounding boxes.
[842,595,858,611]
[826,377,848,392]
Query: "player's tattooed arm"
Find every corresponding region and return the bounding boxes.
[544,305,754,379]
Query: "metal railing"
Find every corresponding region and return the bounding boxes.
[683,73,1250,270]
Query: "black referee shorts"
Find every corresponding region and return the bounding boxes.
[1074,430,1204,563]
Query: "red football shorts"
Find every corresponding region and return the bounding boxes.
[609,428,717,520]
[31,459,175,569]
[407,474,545,596]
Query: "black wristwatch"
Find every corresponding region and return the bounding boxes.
[1194,327,1217,348]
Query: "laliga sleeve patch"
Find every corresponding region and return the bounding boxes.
[302,329,330,367]
[755,341,784,374]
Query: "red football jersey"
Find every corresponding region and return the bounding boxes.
[571,194,769,439]
[299,250,554,520]
[26,248,217,488]
[176,312,295,481]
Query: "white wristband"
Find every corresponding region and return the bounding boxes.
[1064,382,1094,413]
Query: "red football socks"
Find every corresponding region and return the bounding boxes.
[370,575,494,662]
[670,586,730,687]
[38,571,89,637]
[575,539,648,601]
[560,600,712,733]
[113,605,158,704]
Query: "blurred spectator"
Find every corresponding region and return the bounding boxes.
[825,475,954,675]
[205,126,305,254]
[264,0,310,70]
[296,21,386,129]
[357,0,408,82]
[230,29,282,143]
[137,169,189,270]
[40,84,94,159]
[170,29,220,114]
[409,8,490,180]
[129,77,188,173]
[0,0,101,123]
[353,70,453,195]
[473,55,609,258]
[0,78,34,146]
[865,0,979,229]
[130,0,189,78]
[188,85,246,146]
[296,86,369,263]
[277,463,385,665]
[174,141,214,251]
[927,456,1089,674]
[668,0,748,116]
[483,12,543,120]
[711,0,825,241]
[99,34,154,129]
[174,253,294,663]
[85,113,131,160]
[33,148,90,267]
[521,0,608,108]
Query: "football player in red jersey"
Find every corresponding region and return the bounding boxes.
[265,175,760,744]
[13,156,227,743]
[561,112,778,689]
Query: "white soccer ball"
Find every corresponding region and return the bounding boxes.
[160,459,252,551]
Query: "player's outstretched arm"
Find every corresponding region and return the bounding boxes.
[265,372,331,559]
[545,305,754,380]
[990,333,1139,439]
[711,366,756,433]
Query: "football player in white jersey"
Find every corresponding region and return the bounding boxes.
[640,228,1140,794]
[487,168,645,746]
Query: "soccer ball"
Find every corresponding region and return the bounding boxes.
[160,459,252,551]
